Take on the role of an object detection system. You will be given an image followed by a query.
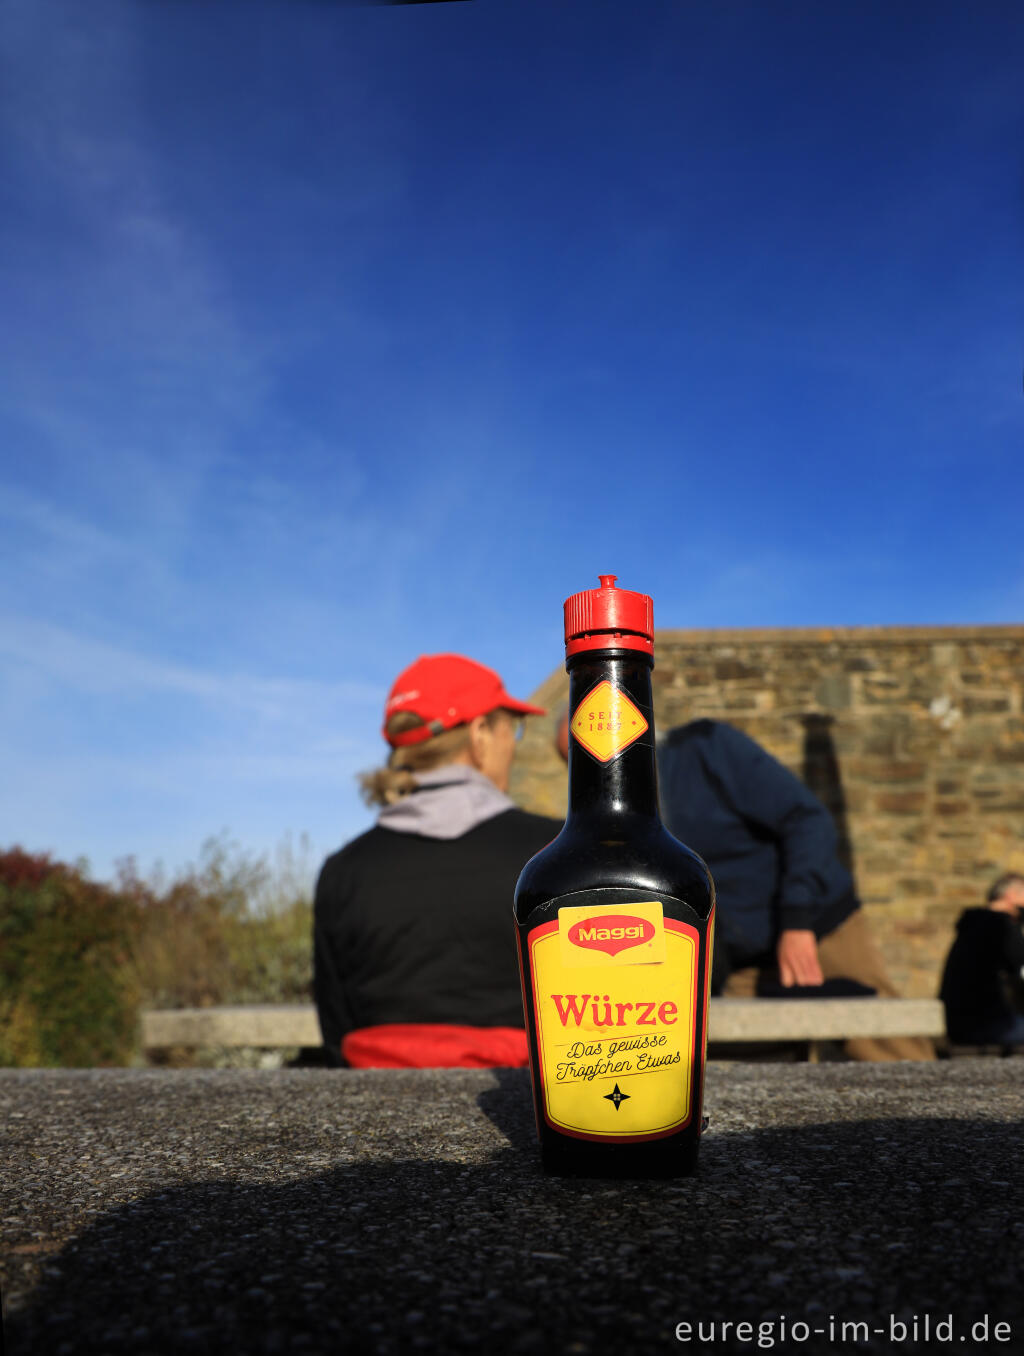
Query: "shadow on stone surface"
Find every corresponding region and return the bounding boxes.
[476,1066,537,1153]
[800,713,855,878]
[7,1116,1023,1355]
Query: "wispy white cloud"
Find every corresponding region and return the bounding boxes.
[0,614,380,722]
[0,482,129,563]
[0,5,264,504]
[0,6,418,658]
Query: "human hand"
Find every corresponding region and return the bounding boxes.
[776,929,824,987]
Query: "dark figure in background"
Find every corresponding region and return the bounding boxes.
[314,653,559,1068]
[940,873,1024,1047]
[656,719,934,1061]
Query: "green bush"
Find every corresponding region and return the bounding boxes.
[0,850,140,1067]
[220,900,313,1005]
[123,837,314,1009]
[0,839,316,1067]
[221,837,314,1005]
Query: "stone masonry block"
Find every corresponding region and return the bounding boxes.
[874,790,929,814]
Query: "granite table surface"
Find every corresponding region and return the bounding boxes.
[1,1063,1022,1355]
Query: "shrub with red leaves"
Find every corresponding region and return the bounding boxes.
[0,848,67,891]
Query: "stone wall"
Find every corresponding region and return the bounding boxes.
[508,626,1024,997]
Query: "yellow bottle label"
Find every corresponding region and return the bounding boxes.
[570,680,649,762]
[526,901,699,1142]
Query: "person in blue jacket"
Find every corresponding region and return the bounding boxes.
[656,718,933,1060]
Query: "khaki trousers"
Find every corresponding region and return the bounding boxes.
[722,909,936,1061]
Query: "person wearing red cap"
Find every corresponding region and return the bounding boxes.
[313,654,559,1068]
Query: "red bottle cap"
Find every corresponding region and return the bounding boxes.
[563,574,654,657]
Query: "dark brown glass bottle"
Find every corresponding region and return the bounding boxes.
[515,575,715,1177]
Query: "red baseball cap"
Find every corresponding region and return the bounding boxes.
[383,654,546,748]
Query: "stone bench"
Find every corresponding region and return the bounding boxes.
[140,997,947,1061]
[141,1004,322,1051]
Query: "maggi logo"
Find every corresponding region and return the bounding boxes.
[567,914,654,957]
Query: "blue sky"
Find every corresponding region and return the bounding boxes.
[2,0,1022,884]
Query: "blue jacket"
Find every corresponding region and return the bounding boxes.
[657,720,858,963]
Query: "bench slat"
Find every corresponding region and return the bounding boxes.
[708,997,945,1041]
[141,1005,321,1048]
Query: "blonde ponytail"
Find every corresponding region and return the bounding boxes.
[358,712,475,807]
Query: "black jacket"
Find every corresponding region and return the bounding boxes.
[657,720,858,965]
[314,808,559,1064]
[939,908,1024,1042]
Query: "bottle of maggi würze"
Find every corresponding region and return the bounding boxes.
[515,575,715,1177]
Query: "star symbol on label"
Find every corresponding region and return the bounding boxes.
[604,1084,630,1111]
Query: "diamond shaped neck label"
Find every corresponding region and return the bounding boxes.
[570,680,649,763]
